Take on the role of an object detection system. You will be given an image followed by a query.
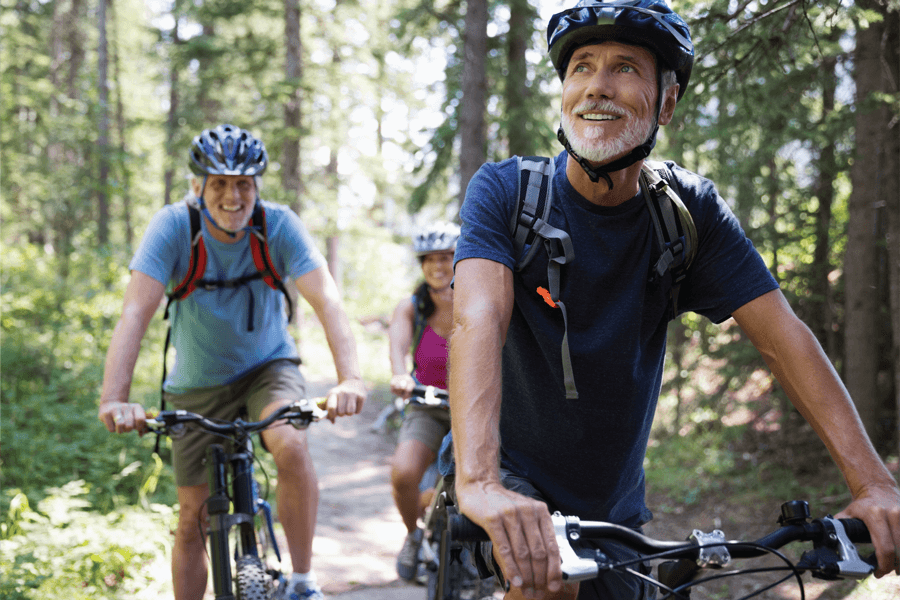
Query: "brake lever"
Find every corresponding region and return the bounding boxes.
[552,513,601,582]
[799,516,874,580]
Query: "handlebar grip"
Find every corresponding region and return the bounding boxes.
[839,518,871,544]
[448,512,491,542]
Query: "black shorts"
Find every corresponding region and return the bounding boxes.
[451,469,656,600]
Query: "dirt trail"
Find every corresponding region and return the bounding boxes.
[291,378,422,597]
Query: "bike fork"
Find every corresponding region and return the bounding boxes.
[207,444,237,600]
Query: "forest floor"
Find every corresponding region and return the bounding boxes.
[261,376,898,600]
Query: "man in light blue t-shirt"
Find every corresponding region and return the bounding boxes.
[98,124,365,600]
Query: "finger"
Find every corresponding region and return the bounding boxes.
[326,393,338,422]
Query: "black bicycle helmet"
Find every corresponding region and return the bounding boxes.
[413,222,460,257]
[188,124,268,177]
[548,1,694,188]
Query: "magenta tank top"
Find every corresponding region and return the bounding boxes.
[414,325,448,389]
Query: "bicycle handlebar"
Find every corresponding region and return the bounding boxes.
[404,384,449,409]
[146,400,328,440]
[448,501,876,582]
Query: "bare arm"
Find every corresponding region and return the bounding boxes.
[388,298,416,397]
[295,265,366,419]
[450,258,564,596]
[98,271,166,434]
[734,289,900,577]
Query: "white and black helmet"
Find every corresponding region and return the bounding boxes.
[413,222,460,257]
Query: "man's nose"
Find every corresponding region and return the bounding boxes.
[585,69,615,99]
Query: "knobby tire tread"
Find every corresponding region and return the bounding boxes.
[235,555,275,600]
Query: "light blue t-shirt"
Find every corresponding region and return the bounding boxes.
[130,199,327,392]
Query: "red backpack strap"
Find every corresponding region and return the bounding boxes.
[168,205,207,302]
[248,204,294,322]
[249,204,282,289]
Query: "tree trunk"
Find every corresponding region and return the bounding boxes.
[845,0,897,447]
[97,0,110,246]
[109,0,133,250]
[283,0,303,215]
[506,0,529,157]
[457,0,488,209]
[810,49,838,358]
[163,18,181,206]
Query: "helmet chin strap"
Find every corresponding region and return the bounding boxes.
[559,66,665,190]
[557,125,658,189]
[197,175,258,239]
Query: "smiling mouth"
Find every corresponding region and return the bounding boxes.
[580,113,620,122]
[220,205,244,213]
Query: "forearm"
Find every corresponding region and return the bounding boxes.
[100,316,146,405]
[737,291,896,495]
[762,316,894,493]
[448,315,504,490]
[318,301,363,383]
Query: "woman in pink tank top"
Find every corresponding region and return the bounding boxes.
[388,222,458,581]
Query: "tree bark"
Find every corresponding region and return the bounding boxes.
[457,0,488,209]
[845,1,898,448]
[97,0,110,246]
[283,0,303,215]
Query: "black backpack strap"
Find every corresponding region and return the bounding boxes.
[409,291,428,379]
[511,156,579,399]
[640,161,697,317]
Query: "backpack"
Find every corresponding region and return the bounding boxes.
[510,156,698,399]
[156,201,294,432]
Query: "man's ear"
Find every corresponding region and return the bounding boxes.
[190,177,202,198]
[657,84,680,126]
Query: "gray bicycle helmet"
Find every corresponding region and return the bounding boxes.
[548,1,694,188]
[413,222,460,257]
[188,124,268,177]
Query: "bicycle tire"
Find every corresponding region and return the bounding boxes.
[235,555,275,600]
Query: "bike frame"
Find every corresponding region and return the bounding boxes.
[207,437,264,600]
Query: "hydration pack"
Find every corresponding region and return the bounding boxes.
[156,202,294,437]
[510,156,698,399]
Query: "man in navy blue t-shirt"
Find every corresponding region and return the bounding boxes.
[448,2,900,599]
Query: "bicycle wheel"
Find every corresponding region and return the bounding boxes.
[235,555,275,600]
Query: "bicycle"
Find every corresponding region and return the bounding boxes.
[146,400,327,600]
[396,385,496,600]
[447,499,876,599]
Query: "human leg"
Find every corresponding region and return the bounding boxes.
[260,407,319,573]
[392,439,438,532]
[245,360,323,598]
[173,484,211,600]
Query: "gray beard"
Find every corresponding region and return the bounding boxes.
[560,101,655,164]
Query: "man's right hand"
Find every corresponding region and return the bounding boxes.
[98,401,147,435]
[455,481,565,599]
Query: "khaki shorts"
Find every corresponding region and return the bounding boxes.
[164,358,306,487]
[397,404,451,454]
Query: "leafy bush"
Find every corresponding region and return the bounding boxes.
[1,481,176,600]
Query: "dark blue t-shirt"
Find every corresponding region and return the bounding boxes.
[453,151,778,526]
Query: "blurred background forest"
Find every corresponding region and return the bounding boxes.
[2,0,899,598]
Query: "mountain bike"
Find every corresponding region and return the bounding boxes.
[448,499,876,599]
[399,385,496,600]
[146,400,327,600]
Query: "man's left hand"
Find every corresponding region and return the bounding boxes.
[837,483,900,577]
[324,378,367,422]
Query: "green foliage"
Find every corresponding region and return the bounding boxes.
[1,482,175,600]
[1,246,175,515]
